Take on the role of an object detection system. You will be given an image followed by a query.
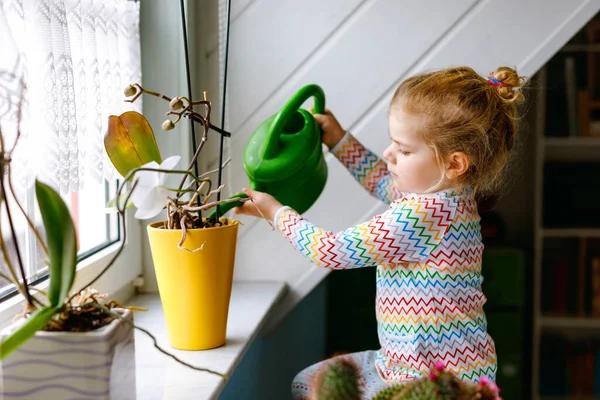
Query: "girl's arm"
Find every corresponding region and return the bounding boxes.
[275,194,457,270]
[331,132,401,204]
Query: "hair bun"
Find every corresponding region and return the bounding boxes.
[488,66,525,105]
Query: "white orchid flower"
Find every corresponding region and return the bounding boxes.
[129,155,181,219]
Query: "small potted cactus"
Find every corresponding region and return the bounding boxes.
[311,359,502,400]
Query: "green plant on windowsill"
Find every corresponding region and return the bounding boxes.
[104,83,263,249]
[0,89,227,380]
[103,83,272,352]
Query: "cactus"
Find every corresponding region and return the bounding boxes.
[311,357,362,400]
[310,359,502,400]
[381,363,501,400]
[371,384,404,400]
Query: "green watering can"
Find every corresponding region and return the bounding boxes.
[208,84,328,219]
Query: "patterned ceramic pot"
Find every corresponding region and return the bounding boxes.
[0,308,136,400]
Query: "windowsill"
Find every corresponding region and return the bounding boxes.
[130,281,287,400]
[0,241,128,330]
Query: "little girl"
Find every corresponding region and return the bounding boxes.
[234,66,525,399]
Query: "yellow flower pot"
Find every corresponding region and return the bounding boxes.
[147,220,239,350]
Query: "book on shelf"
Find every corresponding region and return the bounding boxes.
[592,257,600,317]
[544,24,600,138]
[539,336,600,396]
[543,239,600,318]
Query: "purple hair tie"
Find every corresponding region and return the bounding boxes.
[488,77,505,87]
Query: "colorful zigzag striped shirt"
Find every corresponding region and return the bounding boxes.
[274,133,497,384]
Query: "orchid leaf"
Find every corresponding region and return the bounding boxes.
[0,305,59,359]
[104,111,162,179]
[35,180,77,307]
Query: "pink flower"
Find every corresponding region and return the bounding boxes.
[489,382,499,393]
[429,371,438,380]
[434,361,445,371]
[479,376,489,386]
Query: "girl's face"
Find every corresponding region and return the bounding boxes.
[383,110,445,194]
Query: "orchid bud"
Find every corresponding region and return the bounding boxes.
[170,96,184,110]
[162,119,175,131]
[124,85,137,97]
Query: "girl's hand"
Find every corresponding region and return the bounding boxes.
[309,107,346,149]
[233,188,283,222]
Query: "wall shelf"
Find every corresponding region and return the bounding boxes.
[534,25,600,394]
[543,228,600,238]
[541,316,600,330]
[561,43,600,52]
[544,137,600,162]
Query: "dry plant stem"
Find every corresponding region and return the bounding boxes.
[187,180,209,208]
[176,123,208,203]
[7,166,48,256]
[202,184,225,204]
[124,84,170,104]
[67,181,138,304]
[124,84,230,137]
[167,203,172,229]
[0,270,15,284]
[6,82,24,157]
[0,222,25,296]
[0,168,33,307]
[123,84,212,204]
[250,199,275,231]
[25,286,48,308]
[183,196,250,212]
[94,303,228,379]
[0,87,44,257]
[177,215,204,253]
[0,127,26,298]
[0,270,42,309]
[199,159,231,179]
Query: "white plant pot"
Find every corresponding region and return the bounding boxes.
[0,308,136,400]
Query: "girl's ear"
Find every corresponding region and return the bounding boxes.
[445,152,469,180]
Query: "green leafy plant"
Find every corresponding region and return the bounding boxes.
[311,359,502,400]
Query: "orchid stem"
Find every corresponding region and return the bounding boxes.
[67,181,138,304]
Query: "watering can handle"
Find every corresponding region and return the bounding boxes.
[263,84,325,160]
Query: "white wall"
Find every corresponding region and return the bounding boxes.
[215,0,600,318]
[135,0,600,302]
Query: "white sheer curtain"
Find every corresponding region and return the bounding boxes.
[0,0,141,195]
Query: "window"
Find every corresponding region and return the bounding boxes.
[0,180,120,299]
[0,0,142,304]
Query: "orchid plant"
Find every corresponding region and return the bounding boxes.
[104,83,260,252]
[0,87,227,379]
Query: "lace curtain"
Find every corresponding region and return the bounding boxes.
[0,0,141,194]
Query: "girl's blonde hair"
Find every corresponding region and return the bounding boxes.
[390,66,526,194]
